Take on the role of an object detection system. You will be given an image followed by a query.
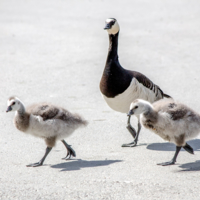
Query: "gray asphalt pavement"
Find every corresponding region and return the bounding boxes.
[1,0,200,199]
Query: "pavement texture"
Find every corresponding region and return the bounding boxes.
[1,0,200,199]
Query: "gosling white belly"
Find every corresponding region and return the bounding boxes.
[142,112,200,144]
[26,115,76,140]
[102,78,161,113]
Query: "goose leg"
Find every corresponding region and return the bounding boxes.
[157,146,182,166]
[61,140,76,160]
[122,116,141,147]
[126,115,137,138]
[26,146,52,167]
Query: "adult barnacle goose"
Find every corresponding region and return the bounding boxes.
[100,18,171,147]
[128,99,199,165]
[6,96,88,167]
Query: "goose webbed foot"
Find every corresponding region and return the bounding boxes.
[61,140,76,160]
[122,116,141,147]
[157,160,175,166]
[121,140,137,147]
[26,161,43,167]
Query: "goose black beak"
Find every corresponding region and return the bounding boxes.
[104,23,111,30]
[127,110,134,117]
[6,106,12,112]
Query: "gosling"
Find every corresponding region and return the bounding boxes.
[128,98,200,166]
[6,96,88,167]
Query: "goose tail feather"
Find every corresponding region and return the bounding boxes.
[163,93,172,99]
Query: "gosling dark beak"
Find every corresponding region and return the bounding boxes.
[104,23,111,30]
[6,106,12,112]
[127,110,134,117]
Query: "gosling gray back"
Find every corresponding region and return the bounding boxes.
[27,103,87,126]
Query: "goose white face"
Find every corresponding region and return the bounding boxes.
[128,99,151,116]
[6,97,21,112]
[104,18,120,35]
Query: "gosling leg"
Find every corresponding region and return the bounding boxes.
[61,140,76,160]
[157,146,182,166]
[183,143,194,154]
[26,146,52,167]
[122,116,141,147]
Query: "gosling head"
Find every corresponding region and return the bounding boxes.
[6,97,22,112]
[104,18,120,35]
[128,99,152,116]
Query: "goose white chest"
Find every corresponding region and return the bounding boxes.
[102,78,162,113]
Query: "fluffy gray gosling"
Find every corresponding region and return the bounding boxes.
[6,96,88,167]
[128,99,200,166]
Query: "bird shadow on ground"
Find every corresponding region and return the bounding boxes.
[178,160,200,171]
[50,159,122,171]
[146,139,200,152]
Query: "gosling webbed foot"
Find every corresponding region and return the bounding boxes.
[26,161,43,167]
[62,147,76,160]
[157,146,182,166]
[122,140,137,147]
[61,140,76,160]
[26,146,52,167]
[183,143,194,154]
[157,160,175,166]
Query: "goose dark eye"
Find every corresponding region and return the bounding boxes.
[135,106,138,109]
[12,102,15,105]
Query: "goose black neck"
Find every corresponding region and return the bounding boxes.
[107,32,119,60]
